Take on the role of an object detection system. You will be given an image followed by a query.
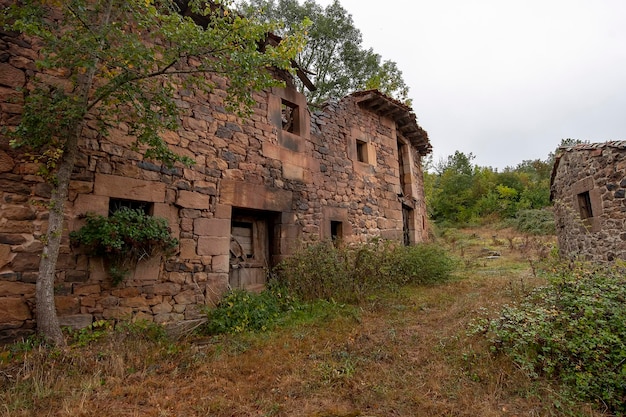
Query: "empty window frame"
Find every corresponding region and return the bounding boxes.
[108,198,153,216]
[330,220,343,245]
[577,191,593,219]
[356,139,368,163]
[281,99,300,134]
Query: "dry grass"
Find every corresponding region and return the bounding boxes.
[0,227,608,416]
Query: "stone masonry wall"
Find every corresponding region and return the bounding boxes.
[0,26,430,343]
[551,142,626,262]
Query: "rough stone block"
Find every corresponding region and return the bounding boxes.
[197,237,229,256]
[102,307,133,320]
[0,297,32,322]
[0,150,15,173]
[58,314,93,330]
[194,218,230,237]
[173,290,197,305]
[0,63,25,88]
[72,194,109,217]
[176,190,210,209]
[211,254,230,273]
[0,244,12,269]
[132,256,161,281]
[55,296,80,315]
[0,281,35,297]
[94,173,165,203]
[73,284,100,296]
[214,204,232,219]
[220,180,292,212]
[153,283,181,296]
[178,239,197,259]
[152,302,173,314]
[120,297,150,309]
[9,253,40,272]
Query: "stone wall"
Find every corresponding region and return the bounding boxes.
[551,142,626,262]
[0,26,430,343]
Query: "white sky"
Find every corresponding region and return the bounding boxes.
[314,0,626,169]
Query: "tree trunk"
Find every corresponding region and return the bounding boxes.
[34,0,113,346]
[35,129,80,347]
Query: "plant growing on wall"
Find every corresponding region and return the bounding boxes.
[0,0,307,346]
[70,208,178,285]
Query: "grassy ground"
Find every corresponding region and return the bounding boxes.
[0,227,608,416]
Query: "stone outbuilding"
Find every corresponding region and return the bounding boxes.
[550,141,626,262]
[0,26,432,342]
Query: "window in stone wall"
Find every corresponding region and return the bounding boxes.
[331,220,343,246]
[109,198,154,216]
[281,99,300,134]
[577,191,593,219]
[356,139,368,163]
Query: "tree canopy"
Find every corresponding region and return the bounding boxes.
[1,0,305,345]
[425,151,553,226]
[238,0,410,105]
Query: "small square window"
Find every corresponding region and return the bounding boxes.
[109,198,153,216]
[356,140,368,163]
[577,191,593,219]
[281,99,300,134]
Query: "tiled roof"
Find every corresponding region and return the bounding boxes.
[350,90,431,155]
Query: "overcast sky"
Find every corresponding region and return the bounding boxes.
[314,0,626,170]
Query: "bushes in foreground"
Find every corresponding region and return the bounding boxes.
[205,241,457,334]
[273,240,456,303]
[477,263,626,413]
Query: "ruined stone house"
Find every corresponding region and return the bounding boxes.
[551,141,626,262]
[0,25,431,342]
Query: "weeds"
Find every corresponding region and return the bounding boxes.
[273,240,457,303]
[477,262,626,414]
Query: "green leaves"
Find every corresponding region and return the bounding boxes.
[2,0,305,166]
[237,0,410,105]
[480,263,626,413]
[69,207,178,284]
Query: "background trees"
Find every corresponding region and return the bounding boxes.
[425,151,553,227]
[1,0,304,345]
[238,0,410,105]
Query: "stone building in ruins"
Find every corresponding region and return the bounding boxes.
[0,25,431,342]
[551,141,626,262]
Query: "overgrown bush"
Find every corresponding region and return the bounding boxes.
[205,285,298,334]
[477,263,626,413]
[70,207,178,284]
[509,208,555,235]
[273,240,456,303]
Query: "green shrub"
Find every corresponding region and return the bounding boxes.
[510,209,555,235]
[395,243,458,285]
[479,263,626,413]
[205,285,297,334]
[70,207,178,284]
[273,240,456,303]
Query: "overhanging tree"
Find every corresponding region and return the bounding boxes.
[0,0,305,346]
[238,0,410,105]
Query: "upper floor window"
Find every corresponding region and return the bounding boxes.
[577,191,593,219]
[281,99,300,134]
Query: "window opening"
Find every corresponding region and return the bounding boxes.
[577,191,593,219]
[281,99,299,134]
[397,141,406,192]
[108,198,153,216]
[356,140,368,163]
[331,220,343,246]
